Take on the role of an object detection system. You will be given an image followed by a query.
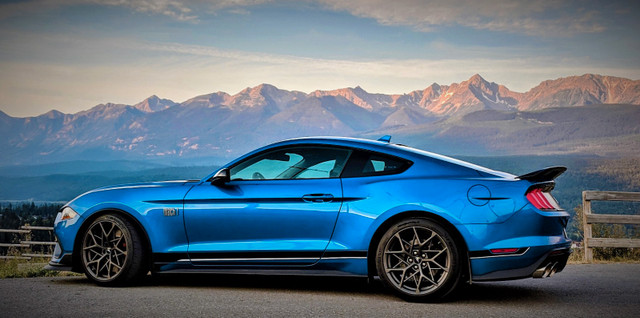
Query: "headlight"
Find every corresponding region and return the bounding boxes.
[54,207,79,226]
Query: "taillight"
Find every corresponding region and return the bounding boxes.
[526,188,562,211]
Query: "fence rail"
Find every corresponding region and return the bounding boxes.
[582,191,640,262]
[0,229,30,234]
[0,225,55,260]
[21,225,56,231]
[21,241,57,246]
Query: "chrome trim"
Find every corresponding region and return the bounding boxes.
[182,256,367,262]
[186,257,318,262]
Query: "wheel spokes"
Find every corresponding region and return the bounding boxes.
[419,232,437,248]
[411,227,421,249]
[82,219,129,281]
[393,233,412,254]
[383,226,451,295]
[428,258,449,272]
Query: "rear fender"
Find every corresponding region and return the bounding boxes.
[363,204,466,249]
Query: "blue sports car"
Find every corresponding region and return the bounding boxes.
[47,136,571,301]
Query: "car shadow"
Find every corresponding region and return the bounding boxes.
[150,273,388,296]
[453,282,554,303]
[54,273,553,303]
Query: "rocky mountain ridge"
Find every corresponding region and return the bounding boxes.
[1,74,639,165]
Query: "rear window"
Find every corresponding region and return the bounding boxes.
[341,151,412,178]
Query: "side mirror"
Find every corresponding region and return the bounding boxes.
[209,168,230,186]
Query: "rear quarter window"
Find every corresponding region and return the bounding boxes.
[341,151,412,178]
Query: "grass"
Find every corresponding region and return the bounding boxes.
[568,247,640,264]
[568,248,584,264]
[0,258,79,279]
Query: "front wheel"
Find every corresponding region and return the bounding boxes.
[375,218,462,302]
[81,214,147,286]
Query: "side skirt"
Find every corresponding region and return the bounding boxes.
[152,251,368,276]
[156,268,367,277]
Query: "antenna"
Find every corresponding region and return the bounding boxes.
[377,135,392,143]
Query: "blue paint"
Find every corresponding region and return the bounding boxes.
[49,136,571,280]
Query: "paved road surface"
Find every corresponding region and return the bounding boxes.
[1,264,639,317]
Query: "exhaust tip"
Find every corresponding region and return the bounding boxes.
[533,267,546,278]
[533,262,559,278]
[543,263,554,277]
[548,262,558,277]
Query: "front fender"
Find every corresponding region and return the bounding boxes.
[74,200,188,255]
[65,202,153,255]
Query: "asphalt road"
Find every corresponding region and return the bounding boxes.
[1,264,639,317]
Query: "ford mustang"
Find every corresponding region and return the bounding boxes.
[47,136,571,301]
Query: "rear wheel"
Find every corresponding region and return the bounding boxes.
[81,214,147,286]
[376,218,462,302]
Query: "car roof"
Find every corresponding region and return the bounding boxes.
[255,136,515,179]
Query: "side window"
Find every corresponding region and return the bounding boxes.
[229,146,351,181]
[342,151,411,178]
[296,160,337,179]
[231,151,304,180]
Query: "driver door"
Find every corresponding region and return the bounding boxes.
[183,146,351,266]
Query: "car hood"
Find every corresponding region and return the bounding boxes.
[63,180,201,216]
[90,180,200,192]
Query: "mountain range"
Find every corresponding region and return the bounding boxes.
[1,74,639,166]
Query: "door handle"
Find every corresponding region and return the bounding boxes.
[302,193,334,203]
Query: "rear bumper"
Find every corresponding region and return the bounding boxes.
[471,243,571,281]
[531,247,571,278]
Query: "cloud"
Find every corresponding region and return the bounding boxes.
[92,0,198,21]
[0,0,279,21]
[3,32,639,117]
[142,41,636,89]
[0,0,613,34]
[315,0,607,36]
[0,0,198,21]
[207,0,273,11]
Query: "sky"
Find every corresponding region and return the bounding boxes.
[0,0,639,117]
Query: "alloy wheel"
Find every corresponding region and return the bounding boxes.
[382,226,451,295]
[82,218,130,281]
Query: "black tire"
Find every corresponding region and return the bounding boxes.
[375,218,462,302]
[80,214,148,286]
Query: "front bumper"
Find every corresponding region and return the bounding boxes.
[46,208,84,272]
[45,242,74,272]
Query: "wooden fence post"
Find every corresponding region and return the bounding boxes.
[582,190,640,263]
[582,191,593,262]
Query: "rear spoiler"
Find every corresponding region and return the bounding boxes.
[517,166,567,182]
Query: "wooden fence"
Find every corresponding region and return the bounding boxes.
[582,191,640,262]
[0,225,55,260]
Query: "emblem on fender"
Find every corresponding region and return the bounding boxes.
[163,207,178,216]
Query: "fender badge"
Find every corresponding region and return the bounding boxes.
[163,207,178,217]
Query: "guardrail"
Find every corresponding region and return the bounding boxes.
[582,191,640,262]
[0,225,55,260]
